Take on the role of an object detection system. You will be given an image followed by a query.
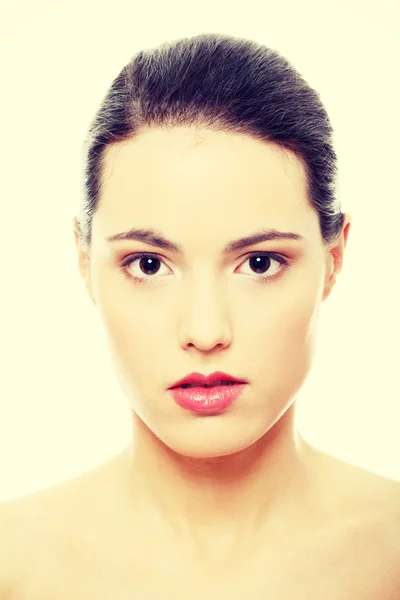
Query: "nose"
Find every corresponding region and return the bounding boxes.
[177,281,232,352]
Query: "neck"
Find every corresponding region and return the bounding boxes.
[119,404,317,559]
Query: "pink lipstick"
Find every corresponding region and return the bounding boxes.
[168,371,248,413]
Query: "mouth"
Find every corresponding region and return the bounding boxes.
[178,381,241,388]
[170,371,247,390]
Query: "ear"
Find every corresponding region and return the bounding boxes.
[72,217,96,306]
[322,213,352,302]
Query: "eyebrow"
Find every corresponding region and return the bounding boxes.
[105,227,304,254]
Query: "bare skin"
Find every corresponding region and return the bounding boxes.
[1,127,399,598]
[1,440,400,599]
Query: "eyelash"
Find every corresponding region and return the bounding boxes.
[119,252,290,285]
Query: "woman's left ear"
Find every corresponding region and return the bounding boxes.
[322,213,352,301]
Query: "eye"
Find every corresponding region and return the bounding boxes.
[119,251,289,284]
[120,254,170,283]
[237,252,288,281]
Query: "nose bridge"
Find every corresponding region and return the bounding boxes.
[177,271,232,350]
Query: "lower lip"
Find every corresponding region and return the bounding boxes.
[169,384,247,413]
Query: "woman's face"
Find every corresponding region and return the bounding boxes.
[76,127,343,458]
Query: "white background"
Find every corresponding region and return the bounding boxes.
[0,0,399,501]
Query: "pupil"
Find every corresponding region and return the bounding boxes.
[140,257,160,275]
[250,255,270,274]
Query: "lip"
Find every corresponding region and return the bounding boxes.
[168,371,247,389]
[169,383,247,413]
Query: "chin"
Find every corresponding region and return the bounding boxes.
[158,420,272,460]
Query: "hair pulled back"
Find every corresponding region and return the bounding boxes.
[75,32,344,250]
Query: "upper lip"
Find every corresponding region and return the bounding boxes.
[168,371,247,389]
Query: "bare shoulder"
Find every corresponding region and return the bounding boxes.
[323,449,399,508]
[0,499,27,595]
[0,494,57,597]
[305,445,400,596]
[0,461,117,597]
[0,491,60,590]
[309,445,400,561]
[343,465,400,594]
[309,443,400,516]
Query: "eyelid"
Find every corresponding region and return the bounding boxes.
[120,250,290,283]
[120,250,288,267]
[120,248,291,265]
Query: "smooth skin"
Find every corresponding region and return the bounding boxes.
[1,128,399,599]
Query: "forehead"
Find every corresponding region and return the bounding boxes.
[95,128,314,236]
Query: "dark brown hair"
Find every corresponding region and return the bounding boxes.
[74,32,344,250]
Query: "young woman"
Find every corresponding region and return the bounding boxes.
[1,32,399,599]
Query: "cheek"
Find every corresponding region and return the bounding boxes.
[95,280,169,382]
[243,281,321,373]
